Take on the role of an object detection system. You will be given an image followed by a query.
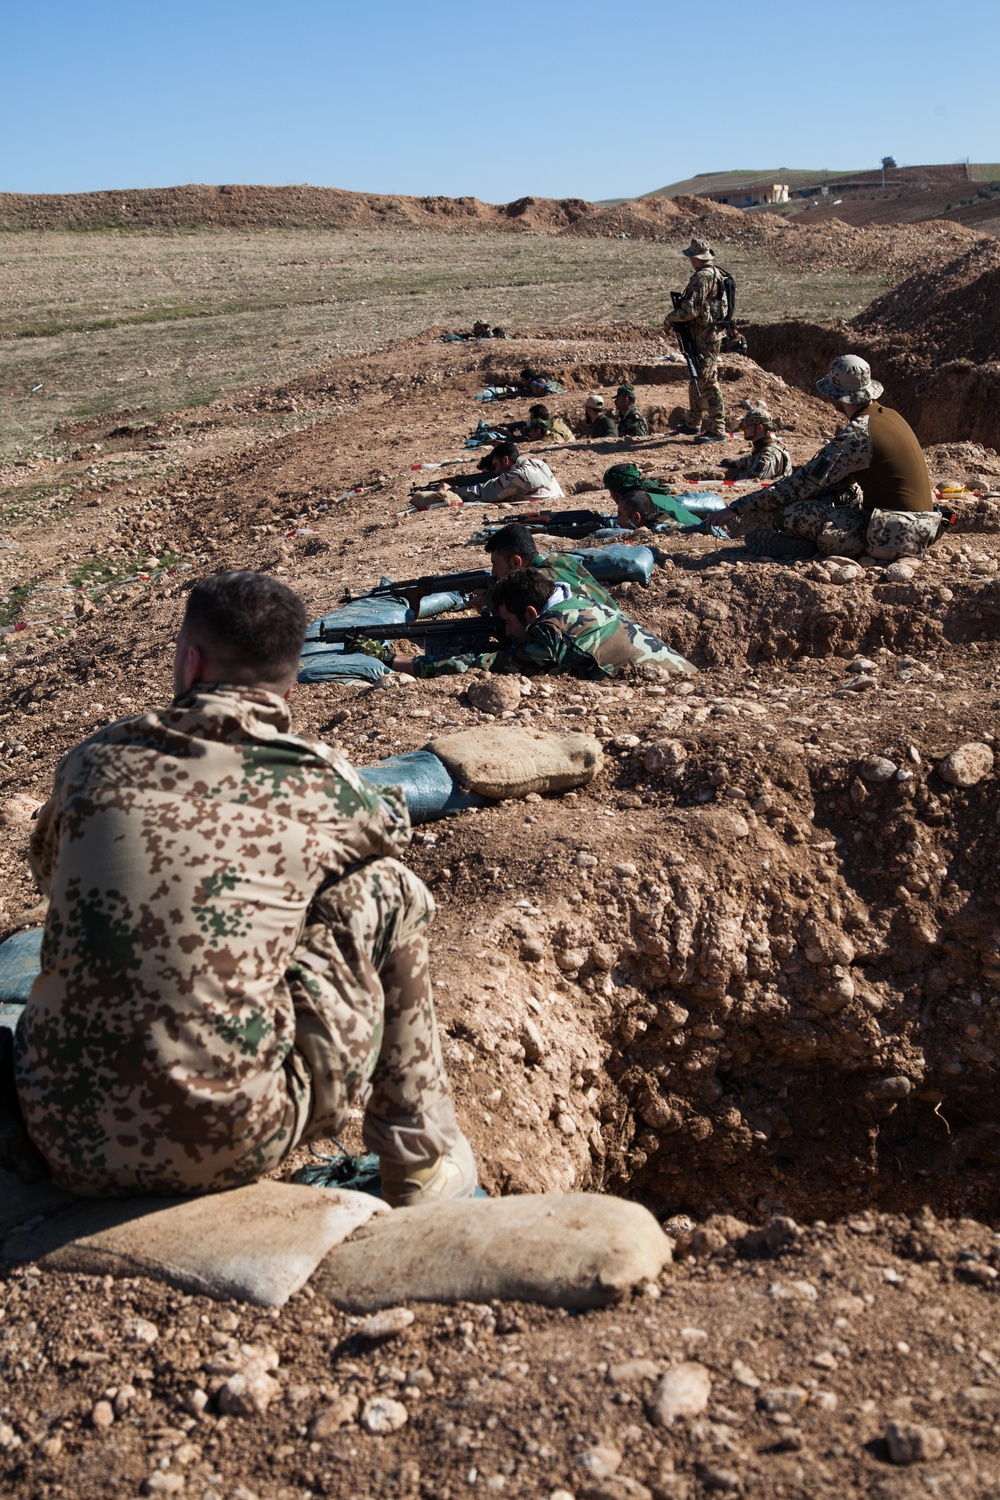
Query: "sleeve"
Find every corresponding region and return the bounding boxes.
[27,790,62,895]
[668,269,708,323]
[734,421,873,516]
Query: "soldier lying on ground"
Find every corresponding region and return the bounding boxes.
[714,356,943,561]
[361,567,695,680]
[614,385,649,439]
[603,462,703,531]
[582,393,619,439]
[437,439,565,506]
[720,401,792,482]
[472,521,617,611]
[11,571,476,1203]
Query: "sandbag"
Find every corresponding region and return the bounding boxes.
[305,594,411,644]
[569,544,655,588]
[316,1193,672,1312]
[427,728,603,801]
[674,490,726,516]
[0,927,43,1005]
[0,1176,388,1308]
[297,645,390,685]
[360,750,485,823]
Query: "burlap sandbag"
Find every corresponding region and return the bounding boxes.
[1,1177,387,1307]
[316,1193,672,1312]
[426,728,603,801]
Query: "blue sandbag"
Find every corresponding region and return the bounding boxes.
[0,926,43,1005]
[568,544,655,588]
[416,591,467,619]
[360,750,486,823]
[675,490,727,516]
[298,646,390,685]
[305,595,412,644]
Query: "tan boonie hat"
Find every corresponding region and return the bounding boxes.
[816,354,884,405]
[737,399,775,429]
[585,393,605,410]
[682,236,714,260]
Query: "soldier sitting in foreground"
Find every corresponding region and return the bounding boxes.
[614,385,649,439]
[13,571,476,1204]
[582,394,619,439]
[720,401,792,482]
[376,568,695,680]
[604,462,703,531]
[440,440,565,506]
[715,356,942,561]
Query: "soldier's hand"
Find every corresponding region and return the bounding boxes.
[713,506,739,527]
[344,635,396,664]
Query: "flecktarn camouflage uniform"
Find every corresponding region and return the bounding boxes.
[722,436,792,482]
[411,594,695,680]
[14,686,457,1196]
[729,413,940,559]
[666,264,726,437]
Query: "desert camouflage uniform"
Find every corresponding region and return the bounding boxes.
[473,456,565,505]
[722,436,792,482]
[13,686,456,1196]
[616,405,649,438]
[667,265,726,437]
[411,595,695,680]
[730,413,893,557]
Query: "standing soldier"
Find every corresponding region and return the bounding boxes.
[665,236,728,445]
[721,401,792,481]
[614,385,649,438]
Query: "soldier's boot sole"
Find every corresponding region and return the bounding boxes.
[379,1131,479,1209]
[744,529,818,562]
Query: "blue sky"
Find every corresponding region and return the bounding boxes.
[2,0,995,203]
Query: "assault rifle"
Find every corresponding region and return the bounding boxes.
[344,570,492,611]
[319,615,506,655]
[482,507,611,540]
[670,291,702,398]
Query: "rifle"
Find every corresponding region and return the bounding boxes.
[319,615,507,654]
[670,291,702,398]
[482,508,611,540]
[345,570,491,612]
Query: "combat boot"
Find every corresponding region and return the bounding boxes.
[379,1132,478,1209]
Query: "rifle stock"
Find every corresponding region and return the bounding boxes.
[319,615,506,652]
[670,291,702,399]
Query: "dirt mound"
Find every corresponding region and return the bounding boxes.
[560,197,686,241]
[754,216,989,277]
[0,183,592,234]
[853,238,1000,363]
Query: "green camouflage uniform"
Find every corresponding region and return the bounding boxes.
[730,408,940,559]
[13,686,456,1196]
[483,550,617,614]
[722,436,792,482]
[411,595,695,680]
[667,265,726,438]
[616,404,649,438]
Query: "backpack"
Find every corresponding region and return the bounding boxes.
[710,267,737,331]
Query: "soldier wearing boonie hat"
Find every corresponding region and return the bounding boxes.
[715,355,942,563]
[721,400,792,482]
[664,237,728,443]
[582,392,619,439]
[614,384,649,439]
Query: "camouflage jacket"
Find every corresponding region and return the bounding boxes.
[722,436,793,482]
[617,406,649,438]
[411,595,694,680]
[483,551,617,614]
[14,686,409,1196]
[668,265,726,331]
[476,456,565,504]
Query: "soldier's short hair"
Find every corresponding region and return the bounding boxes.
[528,403,551,420]
[184,571,307,683]
[491,439,520,464]
[624,490,657,524]
[485,524,539,563]
[492,567,553,623]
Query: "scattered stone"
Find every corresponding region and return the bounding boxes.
[307,1395,360,1438]
[613,863,638,878]
[466,678,521,716]
[758,1388,808,1414]
[355,1306,415,1340]
[885,1420,946,1465]
[578,1445,622,1478]
[648,1363,712,1425]
[140,1476,184,1497]
[123,1316,160,1345]
[608,1359,661,1385]
[112,1384,136,1416]
[859,755,897,783]
[642,740,686,773]
[90,1399,114,1430]
[810,1391,838,1412]
[0,795,42,827]
[182,1389,210,1419]
[556,944,589,968]
[938,742,993,787]
[695,1464,741,1493]
[579,1480,653,1500]
[217,1367,281,1417]
[884,561,916,582]
[731,1361,760,1390]
[361,1397,408,1434]
[828,563,860,584]
[847,656,877,673]
[521,1018,545,1062]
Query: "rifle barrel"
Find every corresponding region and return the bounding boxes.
[319,616,504,646]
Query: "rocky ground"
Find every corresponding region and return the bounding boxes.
[3,327,1000,1500]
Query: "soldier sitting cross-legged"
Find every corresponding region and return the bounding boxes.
[12,570,476,1204]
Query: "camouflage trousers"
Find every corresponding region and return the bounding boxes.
[284,857,458,1171]
[685,329,725,437]
[735,484,868,557]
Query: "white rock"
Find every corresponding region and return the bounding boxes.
[355,1307,415,1340]
[938,742,993,788]
[361,1397,408,1434]
[758,1387,808,1414]
[140,1476,184,1496]
[829,564,860,584]
[123,1317,159,1345]
[648,1362,712,1425]
[859,756,897,782]
[578,1445,622,1477]
[885,561,915,582]
[217,1368,281,1417]
[731,1360,760,1389]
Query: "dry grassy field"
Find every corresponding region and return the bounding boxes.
[0,228,887,465]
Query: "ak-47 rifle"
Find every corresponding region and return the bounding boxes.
[344,570,492,612]
[670,291,702,399]
[482,507,611,540]
[319,614,507,655]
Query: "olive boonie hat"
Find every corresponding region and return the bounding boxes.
[816,354,883,405]
[682,236,714,260]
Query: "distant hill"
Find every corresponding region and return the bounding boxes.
[643,169,856,199]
